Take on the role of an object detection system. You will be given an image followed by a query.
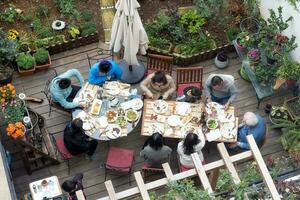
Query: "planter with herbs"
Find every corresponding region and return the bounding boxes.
[33,48,51,70]
[269,106,291,125]
[285,97,300,121]
[16,52,36,76]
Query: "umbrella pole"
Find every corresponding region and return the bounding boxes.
[129,65,133,71]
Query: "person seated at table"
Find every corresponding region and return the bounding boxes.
[64,118,98,160]
[177,132,205,169]
[140,71,176,100]
[176,86,202,103]
[204,74,237,110]
[62,173,85,200]
[140,132,172,167]
[50,69,85,109]
[88,59,123,85]
[228,112,266,150]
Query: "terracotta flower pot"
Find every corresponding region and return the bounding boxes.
[286,80,297,86]
[18,65,36,76]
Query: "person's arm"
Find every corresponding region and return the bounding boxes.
[228,83,238,103]
[55,93,79,109]
[88,64,106,85]
[204,78,212,100]
[111,61,123,79]
[140,75,153,97]
[237,141,250,150]
[60,69,84,87]
[163,76,176,99]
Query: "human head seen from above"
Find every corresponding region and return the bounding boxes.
[58,78,71,89]
[99,60,111,75]
[211,76,224,90]
[151,71,167,87]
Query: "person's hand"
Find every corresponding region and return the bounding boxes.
[79,102,87,108]
[224,102,230,110]
[146,92,154,99]
[228,142,238,148]
[162,94,169,100]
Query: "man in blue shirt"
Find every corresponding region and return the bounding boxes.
[228,112,266,150]
[50,69,85,109]
[88,60,123,85]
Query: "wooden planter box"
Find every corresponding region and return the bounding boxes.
[286,97,300,121]
[18,65,36,76]
[148,43,235,66]
[35,53,52,71]
[46,32,99,55]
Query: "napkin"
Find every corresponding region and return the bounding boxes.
[206,129,221,142]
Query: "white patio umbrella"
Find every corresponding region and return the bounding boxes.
[109,0,149,84]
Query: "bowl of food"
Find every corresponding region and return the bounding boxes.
[125,109,138,122]
[131,98,143,110]
[167,115,181,127]
[206,118,219,130]
[41,180,48,187]
[116,116,127,127]
[106,110,118,123]
[153,100,168,114]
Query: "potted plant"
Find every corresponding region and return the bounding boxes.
[33,48,51,70]
[247,48,260,64]
[269,106,290,125]
[276,56,300,87]
[16,52,35,76]
[236,31,252,52]
[0,29,17,85]
[214,52,229,69]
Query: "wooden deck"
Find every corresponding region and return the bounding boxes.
[0,42,290,199]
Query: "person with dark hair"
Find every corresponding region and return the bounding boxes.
[176,86,202,103]
[88,59,123,85]
[50,69,85,109]
[64,118,98,160]
[177,132,205,168]
[204,74,237,110]
[140,132,172,167]
[61,173,85,200]
[140,71,176,99]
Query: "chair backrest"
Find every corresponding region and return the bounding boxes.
[146,53,173,75]
[54,135,73,159]
[87,48,113,68]
[43,69,58,101]
[176,66,204,88]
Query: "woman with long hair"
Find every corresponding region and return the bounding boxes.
[140,132,172,167]
[177,132,205,168]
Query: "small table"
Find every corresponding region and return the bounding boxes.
[141,99,238,143]
[72,82,142,141]
[29,176,62,200]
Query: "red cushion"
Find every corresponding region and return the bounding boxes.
[177,83,201,96]
[106,147,134,172]
[179,160,206,172]
[55,136,73,159]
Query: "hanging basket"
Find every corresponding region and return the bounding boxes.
[240,17,260,35]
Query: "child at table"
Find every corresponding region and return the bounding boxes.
[61,173,85,200]
[176,86,202,103]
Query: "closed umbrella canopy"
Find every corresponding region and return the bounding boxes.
[109,0,149,66]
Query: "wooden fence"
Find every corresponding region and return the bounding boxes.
[98,135,281,200]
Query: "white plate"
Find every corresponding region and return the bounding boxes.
[83,122,93,131]
[105,124,122,139]
[107,89,120,96]
[180,126,205,142]
[175,102,192,116]
[131,98,143,110]
[97,116,108,128]
[106,110,118,123]
[109,97,119,107]
[125,110,138,122]
[167,115,182,127]
[153,100,168,114]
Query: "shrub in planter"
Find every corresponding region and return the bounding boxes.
[226,27,239,42]
[16,53,35,75]
[80,22,97,36]
[214,52,229,69]
[236,31,252,51]
[33,48,51,70]
[269,106,289,125]
[276,56,300,83]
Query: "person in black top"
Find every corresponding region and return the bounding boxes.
[63,118,98,160]
[176,86,202,103]
[61,173,85,200]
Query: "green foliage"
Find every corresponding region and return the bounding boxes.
[32,19,54,39]
[241,162,261,183]
[36,4,50,17]
[80,22,97,36]
[286,0,300,11]
[34,35,66,48]
[33,48,49,65]
[68,26,80,39]
[148,36,170,50]
[82,10,93,22]
[193,0,222,19]
[242,0,260,17]
[54,0,76,16]
[237,31,255,47]
[226,27,239,42]
[0,4,18,23]
[0,29,17,64]
[19,8,34,22]
[216,169,233,191]
[3,100,26,124]
[179,10,205,34]
[16,53,35,70]
[254,61,278,83]
[232,180,249,200]
[277,56,300,80]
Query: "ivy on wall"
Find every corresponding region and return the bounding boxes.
[286,0,300,11]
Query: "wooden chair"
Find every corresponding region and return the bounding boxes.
[41,69,71,117]
[176,66,204,96]
[87,48,113,69]
[146,53,173,76]
[141,155,170,181]
[104,146,135,185]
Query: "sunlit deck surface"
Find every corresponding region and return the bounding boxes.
[2,42,290,199]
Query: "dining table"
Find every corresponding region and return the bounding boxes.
[141,99,239,143]
[72,82,143,141]
[29,176,62,200]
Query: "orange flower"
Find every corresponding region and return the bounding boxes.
[15,129,24,137]
[15,122,24,129]
[6,124,16,134]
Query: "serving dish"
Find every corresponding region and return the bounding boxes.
[105,124,122,139]
[106,110,118,123]
[152,100,168,114]
[206,118,219,130]
[90,99,102,115]
[125,109,138,122]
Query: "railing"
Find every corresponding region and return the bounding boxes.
[98,135,280,200]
